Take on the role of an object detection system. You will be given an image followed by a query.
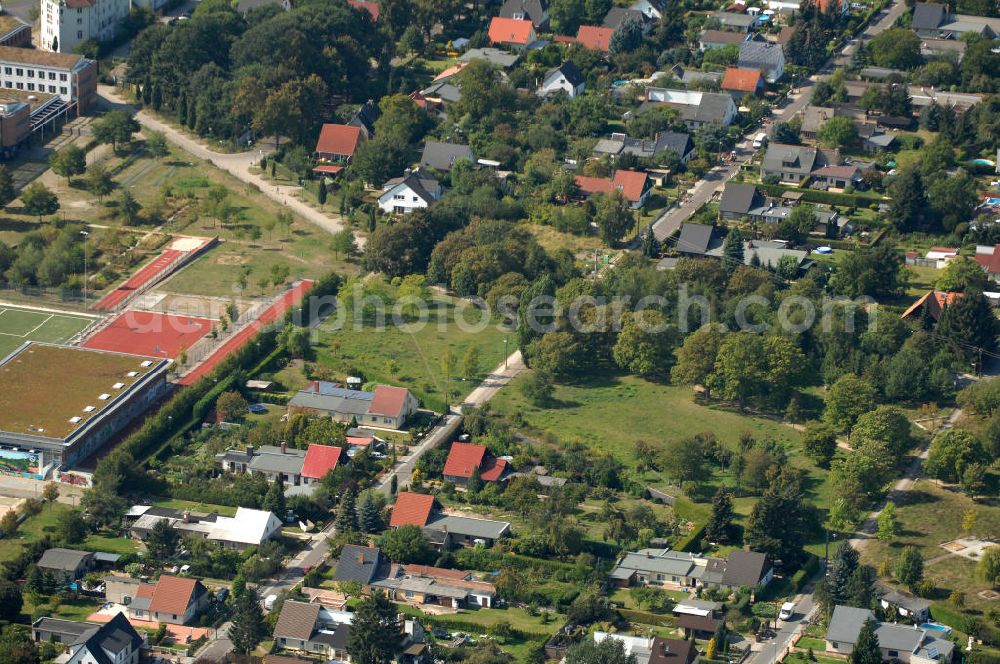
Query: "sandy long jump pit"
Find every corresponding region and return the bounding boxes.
[82,310,214,359]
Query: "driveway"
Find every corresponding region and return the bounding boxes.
[96,85,355,243]
[746,591,819,664]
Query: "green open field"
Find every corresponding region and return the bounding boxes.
[0,304,96,358]
[311,296,510,412]
[859,479,1000,614]
[490,369,836,552]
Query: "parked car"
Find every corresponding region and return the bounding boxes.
[779,602,796,621]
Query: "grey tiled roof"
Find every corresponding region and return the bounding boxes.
[911,3,946,30]
[334,545,388,585]
[420,141,475,171]
[38,548,92,572]
[425,514,511,540]
[676,223,716,255]
[826,605,875,645]
[720,183,762,216]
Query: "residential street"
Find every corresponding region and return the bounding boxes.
[746,590,819,664]
[96,85,355,241]
[651,0,905,244]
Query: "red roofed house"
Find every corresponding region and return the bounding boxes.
[389,491,437,527]
[574,175,616,198]
[488,17,536,49]
[976,244,1000,281]
[576,25,614,52]
[348,0,379,21]
[574,170,651,208]
[613,169,652,208]
[301,444,345,483]
[721,67,764,100]
[368,385,419,429]
[128,575,209,625]
[443,442,509,487]
[314,124,365,164]
[900,290,962,323]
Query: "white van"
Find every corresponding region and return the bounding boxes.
[753,133,768,149]
[264,594,278,611]
[779,601,796,621]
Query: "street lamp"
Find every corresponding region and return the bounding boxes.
[80,230,89,308]
[503,337,508,369]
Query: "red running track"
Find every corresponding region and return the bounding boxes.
[178,280,315,386]
[83,311,213,359]
[94,250,186,311]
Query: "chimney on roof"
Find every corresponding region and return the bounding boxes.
[744,544,751,552]
[246,445,254,456]
[357,552,366,564]
[182,511,191,523]
[280,441,287,454]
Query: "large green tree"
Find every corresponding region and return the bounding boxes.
[378,525,433,564]
[566,637,637,664]
[612,309,678,376]
[92,110,140,152]
[852,619,882,664]
[744,467,809,569]
[348,592,402,664]
[824,374,877,433]
[671,325,725,395]
[925,429,988,483]
[49,145,87,184]
[229,586,266,655]
[937,290,998,366]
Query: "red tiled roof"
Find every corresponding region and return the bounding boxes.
[574,175,615,197]
[900,290,962,321]
[434,63,467,82]
[489,17,534,45]
[369,385,410,418]
[975,245,1000,275]
[443,442,508,481]
[347,0,379,21]
[346,435,375,447]
[136,583,155,599]
[390,491,436,527]
[479,457,508,482]
[929,246,958,254]
[818,0,840,12]
[553,34,577,44]
[722,67,763,93]
[148,575,199,616]
[313,165,343,174]
[301,444,343,479]
[315,124,363,158]
[443,442,487,478]
[613,169,649,202]
[576,25,614,51]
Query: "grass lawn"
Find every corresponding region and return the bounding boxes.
[23,595,102,622]
[395,603,559,660]
[0,503,137,564]
[152,497,238,517]
[490,369,835,550]
[0,505,66,563]
[859,479,1000,614]
[313,296,510,412]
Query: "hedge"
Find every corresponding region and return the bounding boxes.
[791,554,821,592]
[757,183,883,208]
[676,524,706,553]
[931,604,1000,645]
[618,608,677,626]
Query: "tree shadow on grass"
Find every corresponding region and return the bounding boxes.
[893,489,939,507]
[0,218,38,233]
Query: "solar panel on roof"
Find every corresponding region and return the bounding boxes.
[927,647,939,658]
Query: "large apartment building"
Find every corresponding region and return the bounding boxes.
[0,46,97,111]
[40,0,130,54]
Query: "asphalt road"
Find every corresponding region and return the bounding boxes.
[746,591,819,664]
[650,0,906,245]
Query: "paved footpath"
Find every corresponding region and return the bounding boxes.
[96,85,353,241]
